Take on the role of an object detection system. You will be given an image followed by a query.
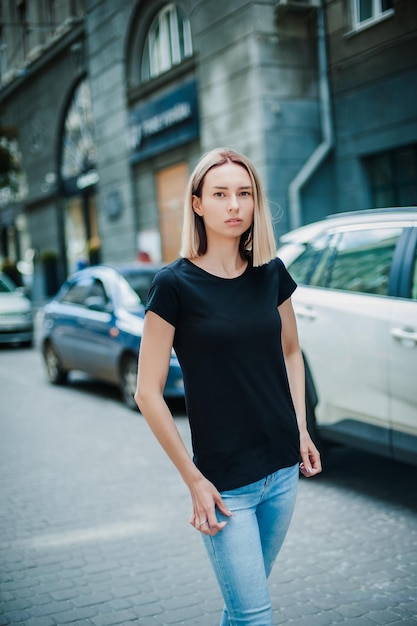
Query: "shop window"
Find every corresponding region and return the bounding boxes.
[61,78,96,180]
[141,3,193,82]
[365,145,417,208]
[352,0,394,29]
[59,76,99,274]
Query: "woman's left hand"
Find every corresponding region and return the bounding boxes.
[299,430,322,477]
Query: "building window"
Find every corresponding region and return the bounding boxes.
[17,0,28,59]
[60,78,96,181]
[141,3,192,82]
[352,0,394,29]
[365,146,417,208]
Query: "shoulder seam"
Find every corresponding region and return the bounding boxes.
[166,261,182,314]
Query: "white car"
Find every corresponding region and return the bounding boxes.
[278,208,417,466]
[0,272,33,347]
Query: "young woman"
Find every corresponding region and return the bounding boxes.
[135,148,321,625]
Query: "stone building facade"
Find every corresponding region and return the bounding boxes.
[0,0,415,296]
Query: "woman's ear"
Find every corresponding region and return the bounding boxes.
[192,195,203,216]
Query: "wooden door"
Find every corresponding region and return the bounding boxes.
[156,162,188,262]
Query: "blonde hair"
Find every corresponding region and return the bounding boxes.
[180,148,277,267]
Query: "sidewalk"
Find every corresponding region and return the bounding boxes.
[0,347,416,625]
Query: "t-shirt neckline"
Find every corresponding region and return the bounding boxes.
[183,257,251,281]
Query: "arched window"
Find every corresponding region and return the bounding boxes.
[60,77,96,182]
[141,3,193,82]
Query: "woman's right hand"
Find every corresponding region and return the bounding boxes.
[188,474,233,535]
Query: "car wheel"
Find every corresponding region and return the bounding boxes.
[44,341,68,385]
[120,354,139,411]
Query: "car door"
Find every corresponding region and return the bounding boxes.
[54,276,115,378]
[72,278,117,381]
[291,225,404,456]
[50,276,94,369]
[389,227,417,464]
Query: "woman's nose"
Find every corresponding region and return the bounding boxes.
[228,195,239,210]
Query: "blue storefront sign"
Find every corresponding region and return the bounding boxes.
[128,79,199,164]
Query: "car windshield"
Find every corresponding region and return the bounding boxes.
[122,270,158,303]
[116,274,144,310]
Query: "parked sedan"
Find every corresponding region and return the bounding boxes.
[113,262,162,304]
[0,272,33,346]
[37,265,184,409]
[278,207,417,466]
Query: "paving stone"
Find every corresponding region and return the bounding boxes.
[71,593,114,609]
[90,608,139,625]
[365,609,409,624]
[21,618,57,626]
[106,598,133,611]
[2,608,31,622]
[55,605,100,623]
[28,600,72,618]
[1,597,32,613]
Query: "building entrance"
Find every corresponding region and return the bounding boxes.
[156,162,188,262]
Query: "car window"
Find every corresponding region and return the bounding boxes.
[84,279,111,311]
[322,227,403,295]
[89,279,108,302]
[286,233,331,284]
[309,234,341,287]
[61,278,94,305]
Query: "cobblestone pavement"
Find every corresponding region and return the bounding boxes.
[0,346,416,626]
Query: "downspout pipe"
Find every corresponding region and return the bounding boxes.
[288,2,334,230]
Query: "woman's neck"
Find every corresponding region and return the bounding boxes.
[190,241,248,279]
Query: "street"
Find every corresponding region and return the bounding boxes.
[0,346,416,626]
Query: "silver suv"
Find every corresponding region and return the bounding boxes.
[278,208,417,466]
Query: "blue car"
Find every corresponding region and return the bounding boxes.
[37,265,184,410]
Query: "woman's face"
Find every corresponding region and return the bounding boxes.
[192,162,254,243]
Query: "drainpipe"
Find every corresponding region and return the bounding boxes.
[288,2,334,230]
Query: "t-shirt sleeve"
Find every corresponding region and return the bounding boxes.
[145,267,180,327]
[276,257,297,306]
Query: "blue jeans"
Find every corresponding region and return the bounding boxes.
[202,463,299,626]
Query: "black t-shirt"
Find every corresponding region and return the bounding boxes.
[145,257,300,491]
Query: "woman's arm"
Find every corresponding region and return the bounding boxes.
[278,298,322,477]
[135,311,232,533]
